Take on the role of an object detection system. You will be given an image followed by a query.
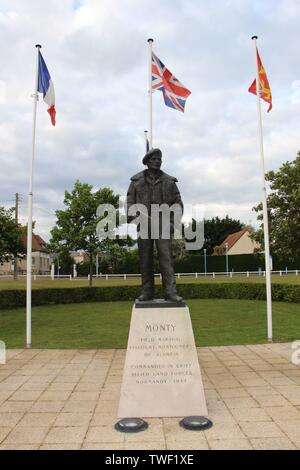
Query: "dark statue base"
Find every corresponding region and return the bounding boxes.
[179,416,213,431]
[115,418,148,433]
[135,298,186,309]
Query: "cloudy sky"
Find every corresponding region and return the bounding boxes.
[0,0,300,241]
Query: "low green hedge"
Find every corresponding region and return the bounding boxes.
[1,283,300,310]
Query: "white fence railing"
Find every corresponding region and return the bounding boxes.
[0,269,299,281]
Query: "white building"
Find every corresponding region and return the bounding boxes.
[220,229,261,255]
[0,233,50,275]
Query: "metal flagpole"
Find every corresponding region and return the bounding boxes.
[147,38,153,149]
[14,192,19,280]
[26,44,41,348]
[252,36,273,341]
[144,130,149,152]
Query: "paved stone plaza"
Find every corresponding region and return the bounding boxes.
[0,343,299,450]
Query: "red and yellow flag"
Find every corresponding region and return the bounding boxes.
[249,47,272,112]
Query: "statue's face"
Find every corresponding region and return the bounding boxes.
[147,154,162,171]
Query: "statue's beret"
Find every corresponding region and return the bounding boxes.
[142,148,162,165]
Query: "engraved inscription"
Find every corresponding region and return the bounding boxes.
[118,306,208,418]
[145,323,176,333]
[128,319,195,385]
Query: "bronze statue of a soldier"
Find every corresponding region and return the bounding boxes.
[126,148,183,302]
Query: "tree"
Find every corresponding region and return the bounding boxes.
[187,216,244,254]
[50,180,119,285]
[114,234,136,248]
[252,153,300,263]
[46,240,75,276]
[0,206,25,264]
[100,242,128,273]
[172,238,187,261]
[212,244,225,256]
[55,248,74,275]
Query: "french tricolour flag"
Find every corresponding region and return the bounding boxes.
[38,51,56,126]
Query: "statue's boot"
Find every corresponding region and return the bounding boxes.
[164,283,183,302]
[164,291,183,302]
[138,291,154,301]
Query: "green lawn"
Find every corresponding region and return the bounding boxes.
[0,299,299,349]
[0,274,300,290]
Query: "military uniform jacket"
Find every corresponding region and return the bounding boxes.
[126,169,183,224]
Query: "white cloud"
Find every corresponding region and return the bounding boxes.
[0,80,6,104]
[0,0,300,241]
[291,80,300,104]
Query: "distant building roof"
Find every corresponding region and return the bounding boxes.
[221,229,249,251]
[22,233,49,253]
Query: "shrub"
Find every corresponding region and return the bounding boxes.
[1,283,300,310]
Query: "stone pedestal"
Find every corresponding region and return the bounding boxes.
[118,301,208,418]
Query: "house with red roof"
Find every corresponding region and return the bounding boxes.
[0,233,50,275]
[219,229,261,255]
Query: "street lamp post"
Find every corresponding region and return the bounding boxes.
[56,253,61,278]
[96,253,99,278]
[204,248,207,275]
[225,243,229,275]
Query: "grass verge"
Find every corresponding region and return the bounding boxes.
[0,274,300,290]
[0,298,299,348]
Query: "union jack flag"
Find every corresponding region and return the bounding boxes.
[151,52,191,113]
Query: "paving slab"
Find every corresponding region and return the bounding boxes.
[0,343,299,450]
